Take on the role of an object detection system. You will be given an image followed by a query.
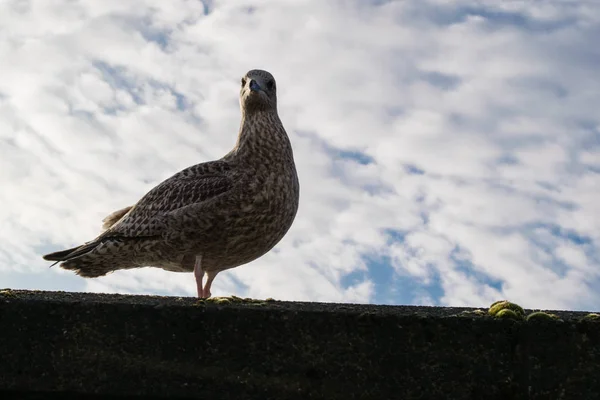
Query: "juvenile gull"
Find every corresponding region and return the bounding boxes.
[43,69,300,298]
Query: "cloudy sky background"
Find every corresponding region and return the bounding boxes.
[1,0,599,310]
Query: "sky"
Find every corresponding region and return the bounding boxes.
[0,0,599,311]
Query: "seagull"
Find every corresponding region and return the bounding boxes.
[43,69,300,298]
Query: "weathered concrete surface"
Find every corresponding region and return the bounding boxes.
[0,290,598,400]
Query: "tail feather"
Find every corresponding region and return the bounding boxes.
[42,241,101,262]
[44,235,161,278]
[61,239,144,278]
[44,238,151,278]
[42,247,80,261]
[43,205,133,267]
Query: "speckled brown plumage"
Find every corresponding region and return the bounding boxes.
[43,69,300,298]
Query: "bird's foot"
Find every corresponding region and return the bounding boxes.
[198,270,218,299]
[194,256,205,298]
[193,257,218,299]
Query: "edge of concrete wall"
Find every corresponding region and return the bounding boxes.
[1,290,599,400]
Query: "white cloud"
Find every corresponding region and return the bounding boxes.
[0,0,598,311]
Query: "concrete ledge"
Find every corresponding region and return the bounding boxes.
[0,290,598,399]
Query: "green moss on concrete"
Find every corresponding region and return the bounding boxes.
[194,295,273,307]
[455,309,487,317]
[582,313,600,321]
[495,309,522,320]
[0,289,16,298]
[489,300,525,319]
[526,312,562,322]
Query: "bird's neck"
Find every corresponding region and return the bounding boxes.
[230,110,294,163]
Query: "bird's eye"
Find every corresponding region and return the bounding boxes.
[241,78,247,86]
[267,80,274,90]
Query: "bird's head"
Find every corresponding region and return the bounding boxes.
[239,69,277,114]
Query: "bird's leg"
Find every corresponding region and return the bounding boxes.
[202,270,219,299]
[194,256,205,298]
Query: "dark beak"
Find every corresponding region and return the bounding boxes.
[249,79,261,92]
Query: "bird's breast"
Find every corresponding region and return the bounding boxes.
[199,166,299,269]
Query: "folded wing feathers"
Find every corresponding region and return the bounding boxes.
[98,162,235,239]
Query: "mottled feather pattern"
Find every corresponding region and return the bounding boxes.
[43,69,300,285]
[104,161,235,238]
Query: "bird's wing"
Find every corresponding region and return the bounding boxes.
[101,161,235,239]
